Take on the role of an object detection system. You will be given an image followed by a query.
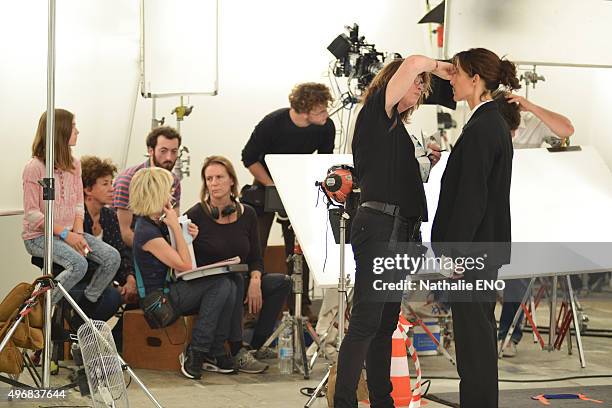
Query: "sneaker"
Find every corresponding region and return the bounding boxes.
[180,345,203,380]
[253,347,277,360]
[234,348,269,374]
[502,341,518,357]
[202,353,237,374]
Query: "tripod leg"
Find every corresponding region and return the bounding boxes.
[22,352,42,388]
[548,276,558,351]
[260,319,288,350]
[42,290,52,387]
[0,316,25,354]
[530,294,538,343]
[55,282,164,408]
[304,368,330,408]
[566,276,586,368]
[499,278,534,358]
[295,318,309,379]
[305,321,322,371]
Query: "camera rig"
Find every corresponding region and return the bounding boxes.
[327,24,388,91]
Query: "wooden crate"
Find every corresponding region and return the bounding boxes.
[122,310,192,371]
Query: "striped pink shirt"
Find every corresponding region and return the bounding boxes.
[22,158,85,240]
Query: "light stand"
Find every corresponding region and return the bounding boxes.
[0,280,164,406]
[259,243,318,379]
[42,0,57,388]
[304,206,351,408]
[11,2,160,403]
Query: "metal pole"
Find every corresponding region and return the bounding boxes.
[337,209,348,348]
[566,276,586,368]
[499,278,535,358]
[548,276,558,351]
[42,0,57,388]
[55,283,164,407]
[152,96,157,130]
[305,207,350,408]
[0,315,26,353]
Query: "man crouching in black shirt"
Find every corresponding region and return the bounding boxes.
[333,56,453,408]
[241,83,335,317]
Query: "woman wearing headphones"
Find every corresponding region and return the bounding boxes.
[130,167,235,381]
[185,155,291,375]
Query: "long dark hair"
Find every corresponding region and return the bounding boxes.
[31,109,75,171]
[362,59,432,123]
[452,48,520,100]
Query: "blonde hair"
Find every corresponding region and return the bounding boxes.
[129,167,173,217]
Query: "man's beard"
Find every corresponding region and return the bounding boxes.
[152,156,176,171]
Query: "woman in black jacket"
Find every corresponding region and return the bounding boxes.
[432,47,520,408]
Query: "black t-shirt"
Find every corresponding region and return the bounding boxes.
[185,203,264,273]
[132,216,170,294]
[241,108,335,177]
[351,84,427,220]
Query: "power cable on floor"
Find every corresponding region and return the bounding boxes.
[424,374,612,382]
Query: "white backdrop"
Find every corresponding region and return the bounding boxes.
[268,147,612,288]
[444,0,612,67]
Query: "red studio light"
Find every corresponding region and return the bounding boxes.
[322,166,356,203]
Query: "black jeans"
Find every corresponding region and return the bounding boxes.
[69,282,122,323]
[334,207,412,408]
[450,269,499,408]
[168,275,235,355]
[246,273,292,349]
[258,211,311,304]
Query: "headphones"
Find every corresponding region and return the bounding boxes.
[205,198,241,220]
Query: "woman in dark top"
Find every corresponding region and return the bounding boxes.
[186,156,290,374]
[334,56,454,408]
[130,167,235,381]
[432,48,518,408]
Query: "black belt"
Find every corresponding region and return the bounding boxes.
[361,201,402,218]
[360,201,422,249]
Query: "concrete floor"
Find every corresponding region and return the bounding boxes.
[8,290,612,407]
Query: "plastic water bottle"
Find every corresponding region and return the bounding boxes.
[278,311,293,374]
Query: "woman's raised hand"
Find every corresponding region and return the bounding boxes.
[433,61,456,80]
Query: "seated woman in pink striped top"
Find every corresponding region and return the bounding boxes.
[22,109,120,315]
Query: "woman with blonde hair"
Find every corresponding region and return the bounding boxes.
[130,167,235,380]
[22,109,120,313]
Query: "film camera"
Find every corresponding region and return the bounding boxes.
[327,24,390,91]
[327,23,457,110]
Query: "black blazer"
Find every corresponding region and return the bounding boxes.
[431,102,513,267]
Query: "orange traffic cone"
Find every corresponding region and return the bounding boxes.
[397,314,423,408]
[389,315,413,407]
[361,315,423,407]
